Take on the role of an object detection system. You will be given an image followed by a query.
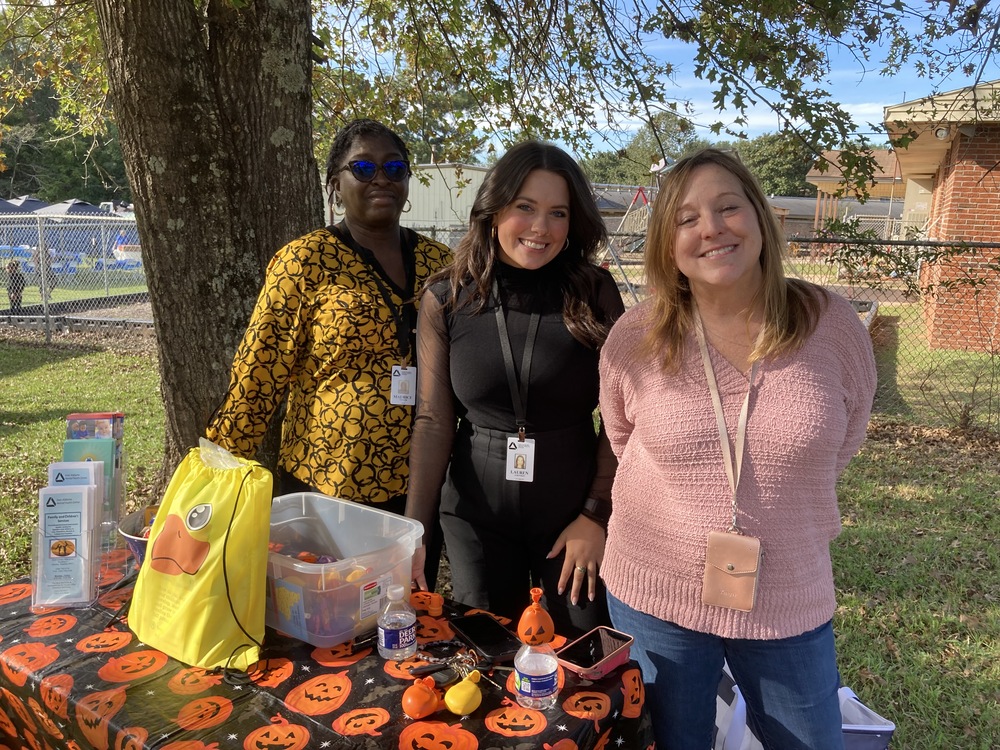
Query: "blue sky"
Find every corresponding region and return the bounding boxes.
[633,36,1000,144]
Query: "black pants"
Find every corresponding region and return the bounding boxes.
[278,472,444,593]
[439,420,610,638]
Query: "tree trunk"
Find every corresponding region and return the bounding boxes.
[90,0,323,486]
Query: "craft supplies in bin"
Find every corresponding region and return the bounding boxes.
[265,492,423,648]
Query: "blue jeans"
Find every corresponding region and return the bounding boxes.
[608,592,844,750]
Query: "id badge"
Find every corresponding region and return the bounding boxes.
[505,436,535,482]
[390,366,416,405]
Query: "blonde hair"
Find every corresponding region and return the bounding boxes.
[643,148,825,371]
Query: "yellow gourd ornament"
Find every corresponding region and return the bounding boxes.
[444,669,482,715]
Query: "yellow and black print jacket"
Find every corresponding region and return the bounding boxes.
[206,227,452,503]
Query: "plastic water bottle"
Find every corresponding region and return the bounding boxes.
[377,583,417,660]
[514,641,559,709]
[513,586,559,709]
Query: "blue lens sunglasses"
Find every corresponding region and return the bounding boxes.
[340,159,411,183]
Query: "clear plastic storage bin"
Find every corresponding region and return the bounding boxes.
[265,493,423,648]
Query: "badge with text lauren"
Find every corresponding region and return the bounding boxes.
[390,366,416,405]
[505,437,535,482]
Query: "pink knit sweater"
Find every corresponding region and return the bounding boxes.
[599,291,876,639]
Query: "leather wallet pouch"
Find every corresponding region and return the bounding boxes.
[702,531,761,612]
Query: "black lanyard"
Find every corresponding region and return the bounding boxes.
[331,222,418,362]
[493,278,540,440]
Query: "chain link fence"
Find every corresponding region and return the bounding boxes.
[4,217,999,432]
[1,213,149,340]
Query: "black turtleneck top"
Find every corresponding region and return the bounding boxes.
[405,257,625,537]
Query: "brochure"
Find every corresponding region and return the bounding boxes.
[34,485,98,607]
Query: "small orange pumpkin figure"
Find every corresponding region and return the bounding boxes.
[114,725,149,750]
[310,642,371,668]
[402,676,441,719]
[517,587,555,646]
[483,698,548,737]
[76,630,133,654]
[26,613,77,638]
[398,721,479,750]
[174,695,234,731]
[76,686,128,750]
[248,657,295,688]
[330,706,391,737]
[0,641,60,687]
[283,671,351,716]
[243,714,311,750]
[168,667,225,695]
[620,667,645,719]
[410,590,444,615]
[562,691,611,730]
[98,649,170,683]
[39,672,73,719]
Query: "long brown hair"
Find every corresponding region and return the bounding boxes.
[432,141,611,348]
[644,148,826,370]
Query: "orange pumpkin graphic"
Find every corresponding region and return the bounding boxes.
[0,641,60,687]
[39,672,74,719]
[330,706,391,736]
[0,582,31,605]
[620,667,645,719]
[76,686,128,750]
[167,667,224,695]
[415,615,455,643]
[562,690,611,729]
[27,696,63,739]
[397,721,479,750]
[248,657,294,688]
[114,725,149,750]
[243,714,311,750]
[310,642,371,668]
[544,740,580,750]
[174,695,234,731]
[1,687,37,734]
[98,649,169,683]
[282,671,351,716]
[76,630,133,653]
[483,699,547,737]
[26,613,77,638]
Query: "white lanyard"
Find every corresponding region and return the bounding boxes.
[693,309,758,533]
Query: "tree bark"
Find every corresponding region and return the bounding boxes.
[90,0,323,486]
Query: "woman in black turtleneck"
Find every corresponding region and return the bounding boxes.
[405,142,625,636]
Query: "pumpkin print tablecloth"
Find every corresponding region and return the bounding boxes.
[0,551,655,750]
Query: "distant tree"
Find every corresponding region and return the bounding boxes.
[583,112,715,185]
[736,133,817,197]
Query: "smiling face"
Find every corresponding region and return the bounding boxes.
[493,169,570,270]
[331,133,409,231]
[673,163,763,298]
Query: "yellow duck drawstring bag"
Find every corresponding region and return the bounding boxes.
[128,441,272,671]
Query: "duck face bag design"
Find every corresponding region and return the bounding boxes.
[128,447,272,670]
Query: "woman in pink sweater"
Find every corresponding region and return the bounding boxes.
[599,149,876,749]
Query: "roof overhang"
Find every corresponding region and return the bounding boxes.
[884,81,1000,178]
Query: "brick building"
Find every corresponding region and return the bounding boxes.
[884,80,1000,352]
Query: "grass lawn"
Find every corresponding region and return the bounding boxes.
[0,326,998,747]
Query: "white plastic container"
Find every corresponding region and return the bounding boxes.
[265,493,423,649]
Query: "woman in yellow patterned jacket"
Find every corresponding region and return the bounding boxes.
[207,120,452,582]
